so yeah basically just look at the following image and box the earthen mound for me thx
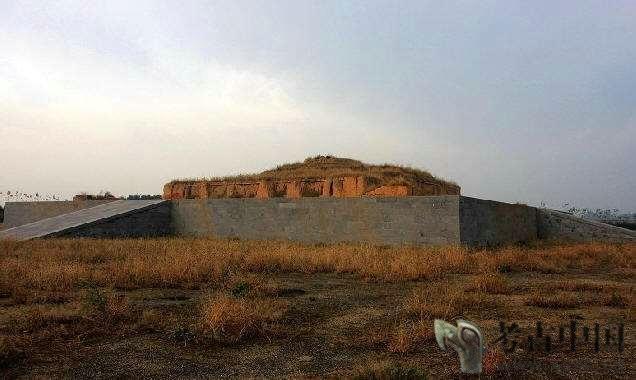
[164,155,460,200]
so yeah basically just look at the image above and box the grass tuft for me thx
[467,273,512,294]
[197,292,287,343]
[603,292,629,308]
[388,320,434,353]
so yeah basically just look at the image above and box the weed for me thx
[603,292,629,308]
[81,287,107,314]
[231,282,251,298]
[197,292,287,343]
[80,287,130,321]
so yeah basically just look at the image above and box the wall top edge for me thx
[170,195,462,203]
[3,200,117,205]
[458,196,535,207]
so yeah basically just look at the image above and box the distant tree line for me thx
[559,204,635,231]
[73,192,162,201]
[1,190,61,202]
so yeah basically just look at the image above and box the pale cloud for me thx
[0,33,304,131]
[0,21,418,198]
[1,1,634,211]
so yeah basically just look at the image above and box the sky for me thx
[1,1,635,211]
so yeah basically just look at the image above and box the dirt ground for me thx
[0,240,634,379]
[3,274,633,378]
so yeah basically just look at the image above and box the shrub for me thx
[81,287,131,321]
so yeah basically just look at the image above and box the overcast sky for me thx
[1,1,634,211]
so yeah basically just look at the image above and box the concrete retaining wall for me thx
[4,197,633,245]
[459,197,538,246]
[55,202,172,239]
[171,196,461,246]
[3,200,116,228]
[537,209,636,243]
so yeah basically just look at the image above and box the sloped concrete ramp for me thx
[0,200,169,241]
[537,209,636,243]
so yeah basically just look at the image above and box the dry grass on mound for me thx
[170,155,457,187]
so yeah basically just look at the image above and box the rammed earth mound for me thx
[163,155,460,199]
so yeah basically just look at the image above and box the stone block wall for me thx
[170,196,541,246]
[171,196,462,246]
[459,197,538,246]
[5,196,632,246]
[3,200,116,228]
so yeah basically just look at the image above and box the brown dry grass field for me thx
[0,239,634,378]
